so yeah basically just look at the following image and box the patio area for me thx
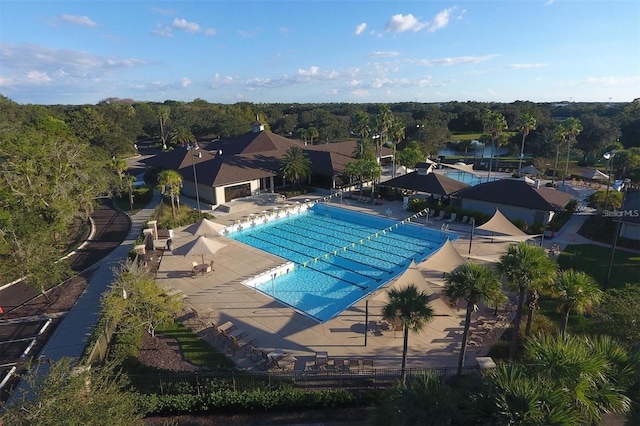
[154,195,513,372]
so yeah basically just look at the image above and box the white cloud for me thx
[58,14,97,27]
[368,51,400,58]
[26,71,51,83]
[238,28,262,38]
[585,75,640,85]
[151,24,173,37]
[509,63,547,69]
[427,8,454,32]
[280,27,289,35]
[173,18,200,33]
[415,54,499,67]
[203,28,217,36]
[181,77,191,87]
[298,66,319,76]
[350,89,369,98]
[355,23,367,35]
[150,7,176,16]
[385,14,426,33]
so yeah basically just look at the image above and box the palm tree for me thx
[297,128,309,145]
[552,270,603,337]
[381,284,434,382]
[458,140,474,163]
[389,115,406,178]
[561,117,583,186]
[481,110,508,182]
[157,105,170,150]
[517,112,537,171]
[374,104,393,164]
[169,126,196,147]
[110,157,128,196]
[444,263,503,375]
[279,146,311,190]
[551,124,567,185]
[157,169,183,218]
[525,334,633,424]
[351,110,371,159]
[496,242,558,358]
[307,127,319,144]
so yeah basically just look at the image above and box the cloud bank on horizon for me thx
[0,1,638,105]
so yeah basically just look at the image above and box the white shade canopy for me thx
[172,235,227,264]
[183,218,226,237]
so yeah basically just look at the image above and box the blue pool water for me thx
[229,204,457,322]
[441,170,498,186]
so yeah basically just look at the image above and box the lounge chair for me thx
[460,215,469,224]
[435,211,445,221]
[446,212,457,223]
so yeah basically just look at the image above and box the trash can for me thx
[166,239,173,251]
[168,229,174,238]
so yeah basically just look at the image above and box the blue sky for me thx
[1,1,638,105]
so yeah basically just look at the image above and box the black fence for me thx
[126,366,482,395]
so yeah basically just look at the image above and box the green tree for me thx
[371,373,457,426]
[517,111,537,171]
[395,143,424,170]
[551,124,567,184]
[350,110,372,159]
[552,270,603,337]
[593,284,640,344]
[157,169,183,218]
[297,127,309,144]
[458,139,474,163]
[157,105,170,150]
[374,104,393,163]
[481,110,508,182]
[389,115,406,178]
[444,263,503,375]
[496,242,558,358]
[307,126,319,144]
[561,117,583,185]
[169,126,196,147]
[525,334,633,424]
[101,260,182,340]
[381,284,434,382]
[0,358,143,426]
[280,146,311,189]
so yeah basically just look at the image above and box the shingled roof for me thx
[379,171,470,196]
[143,130,366,187]
[454,179,573,211]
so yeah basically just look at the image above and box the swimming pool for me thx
[441,170,498,186]
[229,204,457,322]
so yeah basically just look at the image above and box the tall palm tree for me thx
[496,242,558,358]
[444,263,503,375]
[551,124,567,185]
[561,117,583,186]
[110,157,128,196]
[552,270,603,337]
[481,110,508,182]
[158,105,170,150]
[374,104,393,164]
[389,115,406,178]
[517,112,537,171]
[157,169,183,218]
[279,146,311,190]
[351,110,371,159]
[381,284,434,383]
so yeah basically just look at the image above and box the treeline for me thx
[1,95,638,162]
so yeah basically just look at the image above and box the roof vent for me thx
[218,149,223,155]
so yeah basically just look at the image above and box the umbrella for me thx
[518,164,541,175]
[172,235,227,264]
[183,218,226,237]
[582,169,609,181]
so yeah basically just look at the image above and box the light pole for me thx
[604,178,630,290]
[603,150,616,213]
[468,218,475,254]
[187,143,202,218]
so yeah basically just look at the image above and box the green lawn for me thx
[156,320,236,370]
[450,132,483,141]
[557,244,640,290]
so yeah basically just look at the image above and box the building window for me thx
[224,183,251,201]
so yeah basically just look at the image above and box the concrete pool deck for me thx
[157,194,513,372]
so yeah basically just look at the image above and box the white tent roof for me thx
[183,218,226,237]
[476,208,528,236]
[518,164,542,175]
[373,260,434,301]
[419,239,467,273]
[582,169,609,181]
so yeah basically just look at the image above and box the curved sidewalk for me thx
[37,191,162,363]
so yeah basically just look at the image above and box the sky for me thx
[1,1,638,105]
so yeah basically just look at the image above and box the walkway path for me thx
[37,191,162,363]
